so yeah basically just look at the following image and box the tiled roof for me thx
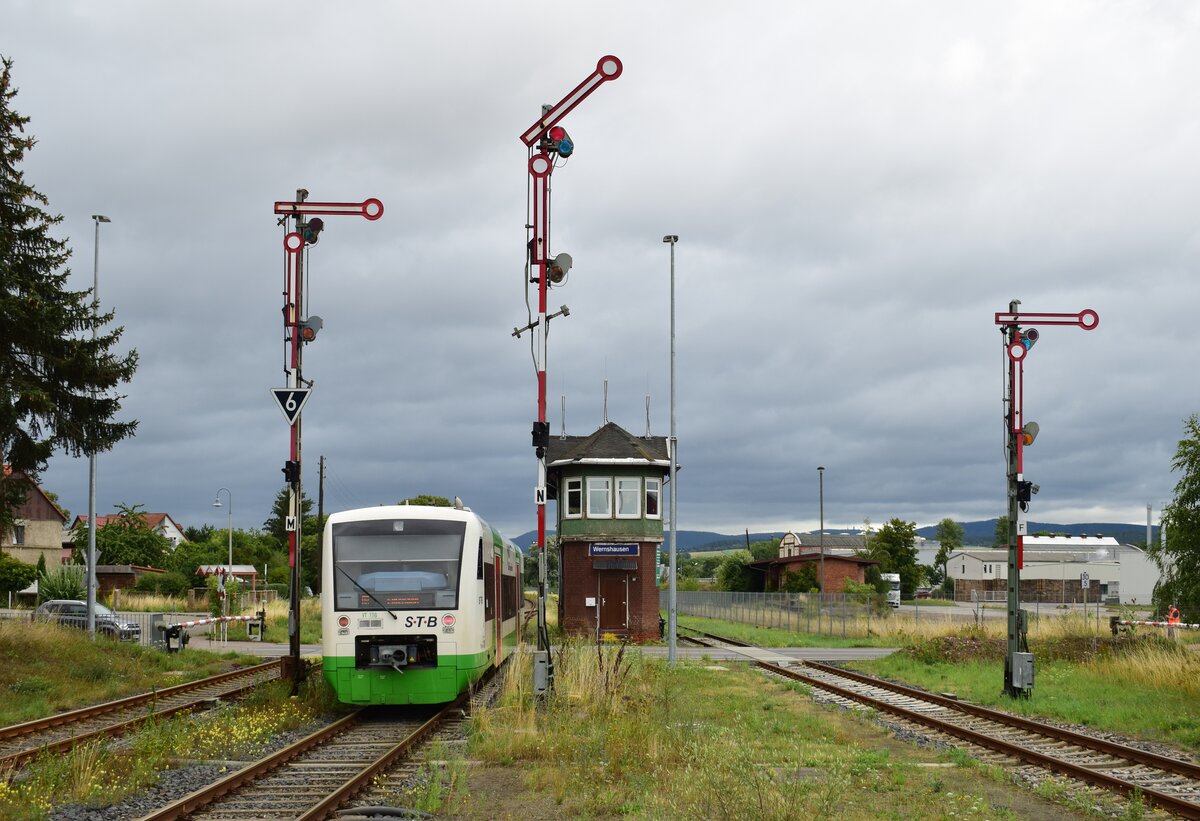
[545,422,670,465]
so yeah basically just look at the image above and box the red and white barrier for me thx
[167,614,261,630]
[1114,619,1200,630]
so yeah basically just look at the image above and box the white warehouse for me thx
[947,535,1159,606]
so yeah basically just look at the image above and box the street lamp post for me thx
[87,214,111,640]
[818,465,825,636]
[213,488,232,566]
[213,488,232,639]
[663,234,679,667]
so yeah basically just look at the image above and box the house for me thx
[1,466,68,570]
[545,421,670,642]
[73,512,187,547]
[946,535,1159,604]
[753,531,878,593]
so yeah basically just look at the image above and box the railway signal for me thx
[272,189,383,690]
[517,55,622,696]
[994,300,1098,698]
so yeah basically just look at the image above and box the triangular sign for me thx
[271,388,311,425]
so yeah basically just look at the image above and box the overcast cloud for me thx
[7,1,1199,541]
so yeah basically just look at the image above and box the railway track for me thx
[137,664,506,820]
[680,627,1200,819]
[0,659,282,770]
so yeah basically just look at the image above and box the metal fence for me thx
[1,607,210,648]
[661,590,891,637]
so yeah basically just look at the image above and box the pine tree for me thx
[1149,414,1200,617]
[0,57,138,535]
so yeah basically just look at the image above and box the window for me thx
[616,478,640,518]
[587,477,611,518]
[564,478,582,518]
[645,478,661,519]
[12,524,25,545]
[331,518,465,611]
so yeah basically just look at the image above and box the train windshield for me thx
[332,518,466,611]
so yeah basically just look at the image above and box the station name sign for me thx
[589,543,639,557]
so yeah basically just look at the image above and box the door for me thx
[598,572,629,634]
[494,558,503,666]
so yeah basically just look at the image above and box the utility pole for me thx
[994,302,1097,697]
[272,193,383,690]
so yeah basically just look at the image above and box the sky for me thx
[7,1,1200,542]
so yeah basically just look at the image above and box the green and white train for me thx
[321,503,524,704]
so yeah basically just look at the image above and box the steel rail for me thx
[141,664,497,820]
[0,659,281,741]
[0,659,282,770]
[803,659,1200,782]
[137,710,368,820]
[767,661,1200,819]
[296,694,469,820]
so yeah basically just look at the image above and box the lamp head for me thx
[662,235,678,243]
[92,215,111,223]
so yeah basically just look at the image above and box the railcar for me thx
[321,503,524,704]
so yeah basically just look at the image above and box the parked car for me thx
[32,599,141,642]
[915,588,932,599]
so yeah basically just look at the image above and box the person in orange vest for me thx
[1167,604,1181,638]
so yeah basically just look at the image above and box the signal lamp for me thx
[1022,421,1039,447]
[547,252,573,284]
[546,126,574,157]
[302,218,324,245]
[1021,328,1039,351]
[299,315,324,342]
[282,460,300,484]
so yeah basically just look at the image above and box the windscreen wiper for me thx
[335,565,398,620]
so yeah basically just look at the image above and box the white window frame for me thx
[644,478,661,520]
[564,478,583,519]
[616,477,641,519]
[586,477,612,518]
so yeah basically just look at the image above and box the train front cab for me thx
[322,508,521,705]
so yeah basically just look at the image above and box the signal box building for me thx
[545,422,670,642]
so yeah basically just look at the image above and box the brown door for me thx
[598,572,628,633]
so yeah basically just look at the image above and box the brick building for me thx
[546,422,670,642]
[753,532,877,592]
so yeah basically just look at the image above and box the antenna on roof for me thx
[603,379,609,425]
[560,395,567,439]
[644,394,652,438]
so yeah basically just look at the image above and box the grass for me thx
[258,596,322,644]
[0,620,262,726]
[851,623,1200,752]
[0,675,338,820]
[462,640,1089,820]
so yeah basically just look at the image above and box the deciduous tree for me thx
[0,58,138,536]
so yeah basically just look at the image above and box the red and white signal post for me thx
[994,302,1098,698]
[272,191,383,687]
[518,57,622,689]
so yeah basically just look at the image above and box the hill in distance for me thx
[514,520,1158,554]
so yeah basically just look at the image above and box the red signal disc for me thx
[338,616,349,627]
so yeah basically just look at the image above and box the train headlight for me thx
[442,614,455,626]
[338,616,349,628]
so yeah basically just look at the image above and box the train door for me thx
[494,554,503,666]
[597,571,629,635]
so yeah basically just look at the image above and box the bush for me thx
[37,564,85,601]
[132,571,191,597]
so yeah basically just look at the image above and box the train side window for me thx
[477,538,484,580]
